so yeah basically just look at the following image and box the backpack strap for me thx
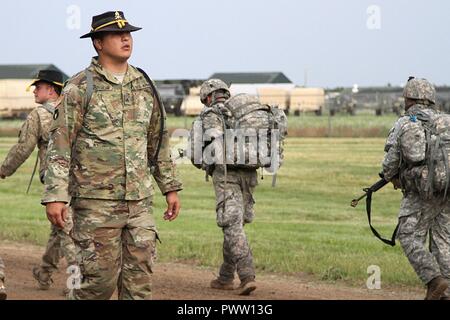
[136,67,165,172]
[84,68,94,113]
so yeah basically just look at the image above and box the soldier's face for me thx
[33,82,54,104]
[96,32,133,61]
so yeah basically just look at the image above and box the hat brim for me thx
[26,79,64,92]
[80,24,142,39]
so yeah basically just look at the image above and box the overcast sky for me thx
[1,0,449,87]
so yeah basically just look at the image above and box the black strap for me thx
[365,189,399,246]
[136,67,165,172]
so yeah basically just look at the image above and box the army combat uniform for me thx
[383,104,450,298]
[200,97,257,290]
[0,100,76,289]
[42,57,182,300]
[0,256,6,299]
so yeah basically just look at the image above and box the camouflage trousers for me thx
[212,167,257,283]
[397,192,450,291]
[69,197,157,300]
[0,256,5,281]
[39,207,77,275]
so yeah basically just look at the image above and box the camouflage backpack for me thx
[223,94,287,171]
[400,110,450,200]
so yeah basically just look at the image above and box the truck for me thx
[289,87,325,116]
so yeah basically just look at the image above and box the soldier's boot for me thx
[32,266,53,290]
[0,279,7,300]
[238,277,257,296]
[425,276,448,300]
[210,278,234,290]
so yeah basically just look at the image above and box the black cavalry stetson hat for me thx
[80,11,142,39]
[27,69,64,91]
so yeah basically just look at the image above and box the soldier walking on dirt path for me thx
[190,79,258,296]
[42,11,182,300]
[0,70,77,295]
[382,77,450,300]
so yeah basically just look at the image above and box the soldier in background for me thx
[42,11,182,300]
[0,256,6,299]
[382,77,450,300]
[192,79,257,295]
[0,70,76,293]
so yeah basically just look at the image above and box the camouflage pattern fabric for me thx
[0,256,5,281]
[0,102,56,181]
[396,193,450,285]
[38,207,76,275]
[42,57,182,204]
[43,57,181,300]
[200,78,229,103]
[212,166,257,283]
[383,103,450,288]
[68,197,157,300]
[382,104,437,183]
[403,78,436,104]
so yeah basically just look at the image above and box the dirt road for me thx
[0,242,423,300]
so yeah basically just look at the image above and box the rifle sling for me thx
[365,188,399,246]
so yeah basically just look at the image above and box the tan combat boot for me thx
[425,276,448,300]
[210,278,234,290]
[238,277,257,296]
[32,266,53,290]
[0,279,7,300]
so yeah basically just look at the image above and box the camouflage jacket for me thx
[42,57,182,203]
[382,104,437,181]
[0,102,56,183]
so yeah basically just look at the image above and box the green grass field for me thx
[0,135,422,288]
[1,113,399,138]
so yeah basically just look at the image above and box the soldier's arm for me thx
[147,93,183,195]
[0,110,40,177]
[41,84,84,204]
[382,121,403,181]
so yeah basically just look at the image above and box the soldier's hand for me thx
[45,202,67,229]
[164,191,181,221]
[391,177,402,190]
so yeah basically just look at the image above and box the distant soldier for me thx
[382,77,450,300]
[190,79,258,295]
[0,256,6,299]
[0,70,77,293]
[42,11,182,300]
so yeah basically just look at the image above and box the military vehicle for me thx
[289,87,325,116]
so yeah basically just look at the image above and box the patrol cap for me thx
[27,69,64,91]
[80,11,141,39]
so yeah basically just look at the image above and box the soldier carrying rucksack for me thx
[189,79,287,296]
[382,77,450,300]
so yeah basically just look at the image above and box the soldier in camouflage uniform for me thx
[42,11,182,300]
[382,77,450,300]
[194,79,257,295]
[0,70,77,293]
[0,256,6,299]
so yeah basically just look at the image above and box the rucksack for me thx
[189,93,287,173]
[400,110,450,200]
[223,94,287,171]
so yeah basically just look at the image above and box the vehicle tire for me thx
[315,107,322,116]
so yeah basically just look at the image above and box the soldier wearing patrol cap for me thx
[0,69,77,295]
[42,11,182,300]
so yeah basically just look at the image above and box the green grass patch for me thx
[0,137,421,288]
